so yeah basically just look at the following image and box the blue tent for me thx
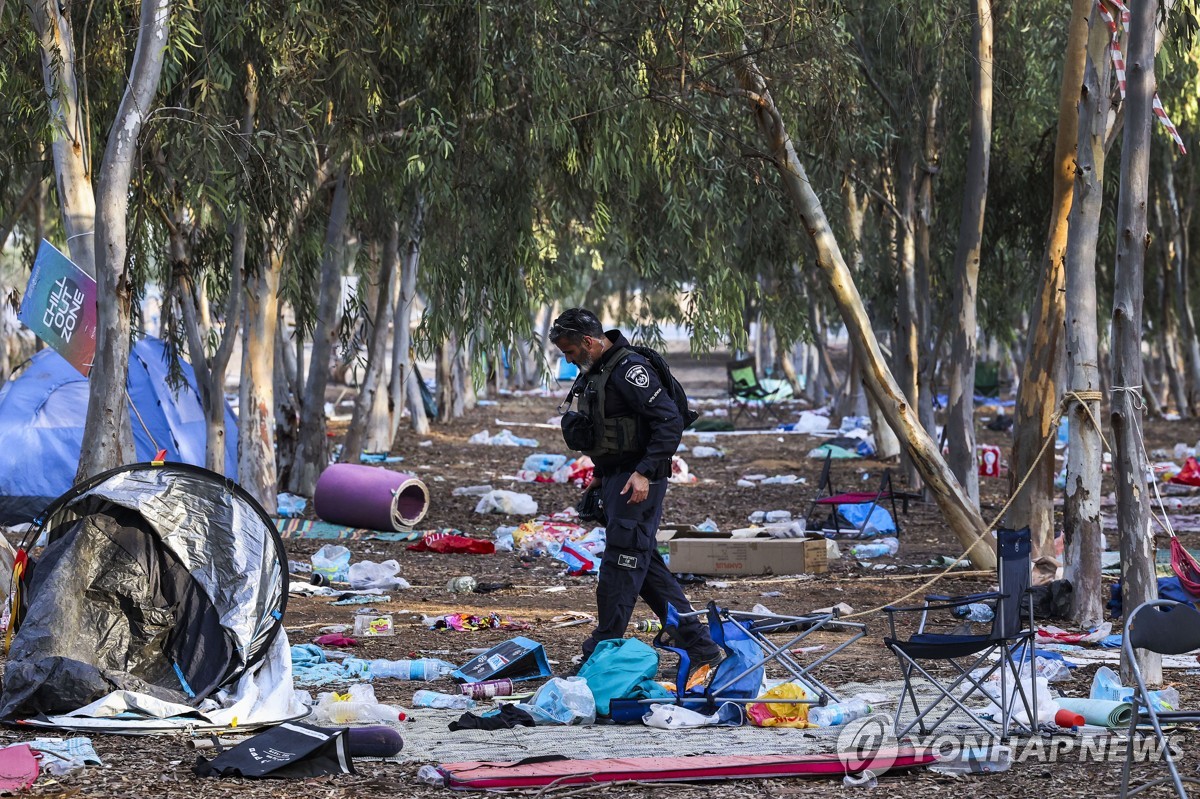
[0,337,237,525]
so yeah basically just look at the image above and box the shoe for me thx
[686,650,727,691]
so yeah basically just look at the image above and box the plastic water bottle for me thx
[635,620,662,633]
[850,537,899,559]
[369,658,457,681]
[325,701,406,724]
[446,576,478,593]
[412,690,476,710]
[808,698,872,727]
[522,453,567,473]
[951,602,995,623]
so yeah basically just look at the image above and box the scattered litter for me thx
[331,594,389,606]
[353,615,395,637]
[348,559,410,590]
[313,633,358,647]
[277,492,307,517]
[691,446,724,459]
[311,544,352,582]
[360,452,403,463]
[427,613,532,632]
[453,485,493,497]
[474,490,538,515]
[736,479,756,488]
[468,429,539,447]
[408,530,495,554]
[419,440,433,447]
[543,586,567,593]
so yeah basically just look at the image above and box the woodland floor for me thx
[9,346,1200,798]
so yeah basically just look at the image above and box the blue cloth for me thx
[1107,576,1200,619]
[1099,634,1123,649]
[578,638,663,716]
[838,503,897,534]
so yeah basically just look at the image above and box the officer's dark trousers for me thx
[581,471,721,662]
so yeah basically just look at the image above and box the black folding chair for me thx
[883,527,1037,739]
[725,358,787,428]
[1119,600,1200,799]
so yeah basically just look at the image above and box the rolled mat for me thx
[314,464,430,530]
[1056,698,1133,728]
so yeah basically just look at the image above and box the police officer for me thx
[550,308,724,673]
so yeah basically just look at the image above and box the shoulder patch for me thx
[625,364,650,388]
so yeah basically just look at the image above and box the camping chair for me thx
[726,358,787,428]
[653,601,868,710]
[974,360,1001,399]
[804,452,916,537]
[1118,600,1200,799]
[883,527,1038,740]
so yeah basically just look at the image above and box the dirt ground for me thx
[9,348,1200,798]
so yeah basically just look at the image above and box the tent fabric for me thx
[435,749,937,790]
[0,337,236,525]
[0,463,295,729]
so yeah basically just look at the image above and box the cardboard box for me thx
[667,535,828,576]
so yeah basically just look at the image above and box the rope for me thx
[126,389,159,452]
[842,388,1108,619]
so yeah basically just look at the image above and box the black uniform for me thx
[576,331,722,663]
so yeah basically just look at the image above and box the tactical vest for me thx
[575,347,644,461]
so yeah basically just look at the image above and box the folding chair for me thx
[1118,600,1200,799]
[653,601,868,711]
[804,451,915,537]
[883,527,1038,739]
[726,358,787,428]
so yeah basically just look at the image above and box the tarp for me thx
[0,337,236,525]
[435,749,937,790]
[0,463,302,731]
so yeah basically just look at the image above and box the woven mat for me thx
[383,679,993,764]
[274,518,420,541]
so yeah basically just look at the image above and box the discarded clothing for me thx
[25,737,103,776]
[312,634,358,647]
[448,705,536,732]
[331,594,389,606]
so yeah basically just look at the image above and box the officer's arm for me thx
[610,361,683,477]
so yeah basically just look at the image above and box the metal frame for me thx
[654,606,868,707]
[1119,599,1200,799]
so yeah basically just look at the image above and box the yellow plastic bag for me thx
[747,682,815,728]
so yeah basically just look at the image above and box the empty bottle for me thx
[369,658,457,681]
[325,701,406,724]
[808,698,872,727]
[412,690,476,710]
[635,620,663,633]
[461,678,515,700]
[447,576,478,593]
[849,537,899,559]
[951,602,995,623]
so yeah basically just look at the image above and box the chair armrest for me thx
[885,591,1003,615]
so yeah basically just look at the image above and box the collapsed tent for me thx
[0,463,303,731]
[0,337,237,525]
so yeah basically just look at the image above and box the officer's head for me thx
[550,308,606,371]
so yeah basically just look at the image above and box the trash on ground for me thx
[474,490,538,515]
[468,429,539,447]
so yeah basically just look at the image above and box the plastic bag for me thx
[311,545,352,582]
[643,701,745,729]
[348,559,411,590]
[474,490,538,515]
[979,674,1057,726]
[517,677,596,726]
[1092,665,1180,711]
[747,682,816,728]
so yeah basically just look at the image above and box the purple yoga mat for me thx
[314,464,430,531]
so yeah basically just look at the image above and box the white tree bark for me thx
[26,0,97,276]
[946,0,993,509]
[390,195,429,438]
[731,50,996,569]
[77,0,171,481]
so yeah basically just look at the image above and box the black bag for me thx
[575,486,605,523]
[560,410,596,451]
[626,345,700,429]
[194,722,355,779]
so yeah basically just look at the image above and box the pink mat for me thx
[437,748,935,790]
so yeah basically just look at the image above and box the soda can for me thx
[461,678,515,700]
[635,619,662,633]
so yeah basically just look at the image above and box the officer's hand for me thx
[620,472,649,504]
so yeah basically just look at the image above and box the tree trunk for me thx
[1111,0,1160,686]
[1161,149,1200,414]
[344,222,400,461]
[26,0,97,276]
[1064,0,1111,628]
[777,329,804,397]
[290,169,351,495]
[390,196,428,438]
[895,144,922,488]
[915,76,941,446]
[946,0,993,510]
[77,0,170,481]
[436,340,453,423]
[240,246,281,513]
[731,49,995,569]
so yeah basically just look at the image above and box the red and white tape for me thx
[1096,0,1187,154]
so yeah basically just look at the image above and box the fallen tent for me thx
[0,462,305,732]
[429,749,936,790]
[0,337,236,525]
